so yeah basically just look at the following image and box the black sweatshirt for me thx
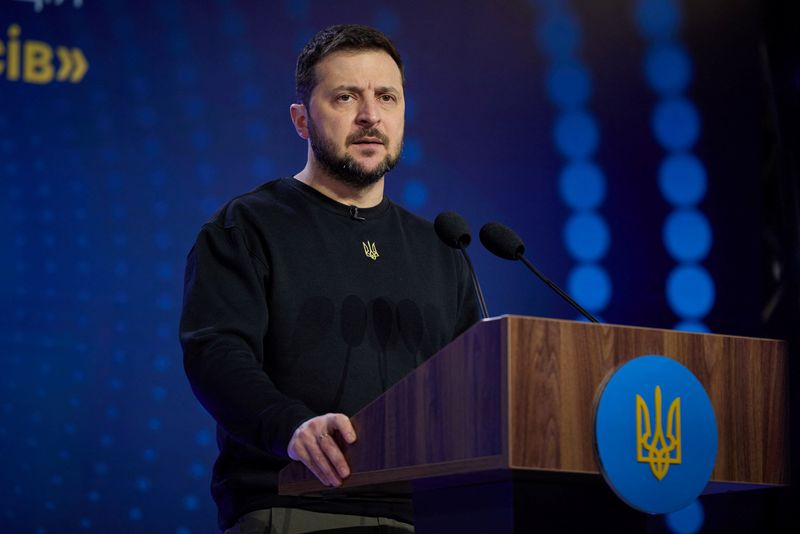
[179,177,480,530]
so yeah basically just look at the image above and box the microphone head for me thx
[434,211,472,249]
[479,222,525,260]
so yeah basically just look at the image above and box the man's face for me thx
[305,49,405,188]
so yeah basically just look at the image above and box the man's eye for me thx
[337,94,354,102]
[379,94,396,102]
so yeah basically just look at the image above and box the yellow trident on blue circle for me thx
[636,386,682,480]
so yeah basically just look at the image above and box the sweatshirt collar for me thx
[284,176,391,220]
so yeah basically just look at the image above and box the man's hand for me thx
[287,413,357,487]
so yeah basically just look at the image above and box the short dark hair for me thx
[295,24,404,107]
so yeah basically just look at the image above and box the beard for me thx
[308,119,402,189]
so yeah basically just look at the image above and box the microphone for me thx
[479,222,599,323]
[434,212,490,319]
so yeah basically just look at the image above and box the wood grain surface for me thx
[280,316,788,495]
[506,316,788,484]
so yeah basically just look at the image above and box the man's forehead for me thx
[314,49,403,89]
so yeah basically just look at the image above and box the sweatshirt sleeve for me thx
[179,222,317,458]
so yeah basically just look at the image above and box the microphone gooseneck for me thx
[434,212,489,319]
[479,222,599,323]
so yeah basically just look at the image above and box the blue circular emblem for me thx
[594,355,717,514]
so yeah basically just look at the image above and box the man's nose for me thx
[355,97,380,127]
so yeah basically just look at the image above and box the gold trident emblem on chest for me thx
[636,386,682,480]
[362,241,379,261]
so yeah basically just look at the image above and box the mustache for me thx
[346,128,389,145]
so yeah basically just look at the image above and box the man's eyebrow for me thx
[330,84,401,94]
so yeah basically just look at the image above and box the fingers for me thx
[318,431,350,480]
[286,413,357,487]
[307,439,343,487]
[329,413,357,444]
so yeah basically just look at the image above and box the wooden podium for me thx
[279,316,788,531]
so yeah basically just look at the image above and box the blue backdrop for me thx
[1,0,768,532]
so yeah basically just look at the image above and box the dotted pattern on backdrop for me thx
[0,0,767,532]
[0,2,423,532]
[635,0,714,335]
[534,0,611,320]
[634,0,709,531]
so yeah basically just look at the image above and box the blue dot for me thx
[183,495,199,511]
[554,111,599,158]
[143,136,161,158]
[128,507,142,521]
[222,10,245,37]
[402,138,423,166]
[559,161,606,210]
[663,210,712,262]
[193,162,214,184]
[153,355,171,372]
[652,98,700,150]
[100,434,114,447]
[405,95,417,122]
[285,0,309,19]
[183,95,206,119]
[547,62,591,109]
[151,386,167,401]
[564,213,610,261]
[155,232,172,249]
[87,491,100,503]
[644,44,691,95]
[240,84,263,109]
[135,107,158,129]
[666,265,715,319]
[537,12,580,59]
[659,153,707,206]
[176,64,197,85]
[251,156,274,179]
[373,6,399,35]
[135,478,151,492]
[402,180,428,210]
[665,499,704,533]
[148,418,162,431]
[157,322,172,339]
[80,518,91,528]
[674,321,710,333]
[191,130,211,150]
[567,264,612,312]
[176,528,191,534]
[195,429,212,446]
[143,448,157,462]
[246,120,268,144]
[129,76,150,98]
[190,463,206,479]
[232,49,254,71]
[199,197,221,217]
[156,293,174,311]
[94,462,108,476]
[635,0,680,40]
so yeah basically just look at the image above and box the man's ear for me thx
[290,103,309,140]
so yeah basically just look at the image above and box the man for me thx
[180,24,479,533]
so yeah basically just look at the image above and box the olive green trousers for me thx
[224,508,415,534]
